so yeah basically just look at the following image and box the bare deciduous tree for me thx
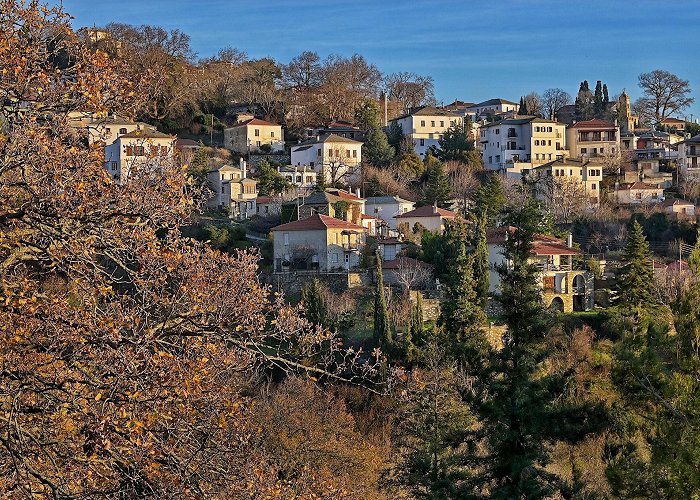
[638,69,694,124]
[541,88,572,120]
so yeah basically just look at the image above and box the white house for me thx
[529,157,603,205]
[395,204,459,234]
[278,165,317,191]
[479,116,568,176]
[364,195,416,231]
[661,198,696,218]
[678,134,700,179]
[206,163,258,219]
[223,118,285,154]
[611,181,665,205]
[104,129,175,182]
[566,119,620,159]
[465,98,519,120]
[291,134,362,185]
[388,106,463,158]
[69,112,156,145]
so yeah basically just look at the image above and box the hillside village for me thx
[4,2,700,497]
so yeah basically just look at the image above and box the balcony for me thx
[507,132,518,138]
[341,242,362,251]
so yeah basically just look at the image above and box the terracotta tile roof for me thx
[395,205,458,218]
[532,242,580,256]
[301,133,363,145]
[486,227,576,257]
[618,182,662,190]
[270,213,366,232]
[256,196,277,204]
[328,189,364,202]
[569,119,617,129]
[228,118,280,128]
[661,198,693,207]
[118,129,173,139]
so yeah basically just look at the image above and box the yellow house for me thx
[224,118,284,154]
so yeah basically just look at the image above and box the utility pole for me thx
[210,114,214,146]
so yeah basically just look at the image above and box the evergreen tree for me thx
[519,96,528,115]
[435,120,474,163]
[603,83,610,109]
[594,80,604,117]
[257,159,291,196]
[473,173,506,227]
[396,343,475,498]
[688,229,700,272]
[314,168,328,191]
[614,220,655,311]
[410,292,424,342]
[473,208,490,309]
[386,120,405,152]
[300,278,327,327]
[373,251,393,350]
[469,201,589,498]
[575,80,594,120]
[421,154,451,208]
[188,146,210,185]
[356,99,394,167]
[438,238,488,358]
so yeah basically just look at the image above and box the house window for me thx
[548,154,552,160]
[495,129,500,134]
[335,149,339,157]
[591,183,597,190]
[495,155,501,163]
[317,148,322,157]
[283,233,289,246]
[547,127,553,132]
[652,192,658,199]
[346,150,350,158]
[221,174,225,180]
[331,253,338,263]
[345,254,350,263]
[581,148,587,154]
[328,148,333,157]
[419,139,425,146]
[535,154,540,160]
[440,121,444,127]
[489,156,492,163]
[119,128,127,135]
[221,186,225,193]
[535,126,540,132]
[125,146,133,156]
[110,161,117,171]
[270,131,275,137]
[306,176,313,183]
[420,120,425,127]
[255,129,260,137]
[256,141,261,147]
[352,150,357,158]
[133,146,145,156]
[431,120,435,127]
[548,140,552,146]
[636,193,642,200]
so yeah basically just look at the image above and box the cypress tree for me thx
[473,208,490,308]
[594,80,604,117]
[519,96,528,115]
[603,83,610,108]
[614,220,655,311]
[473,173,506,227]
[373,251,393,350]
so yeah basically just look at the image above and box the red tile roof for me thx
[256,196,277,204]
[486,227,579,255]
[661,198,693,207]
[270,213,366,232]
[229,118,280,128]
[395,205,458,218]
[327,189,364,202]
[569,119,617,129]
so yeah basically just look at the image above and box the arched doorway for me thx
[549,297,565,312]
[573,275,586,312]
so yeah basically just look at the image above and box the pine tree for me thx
[421,154,451,208]
[300,278,327,327]
[614,220,655,311]
[473,208,490,308]
[373,251,393,350]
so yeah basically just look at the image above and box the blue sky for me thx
[59,0,700,120]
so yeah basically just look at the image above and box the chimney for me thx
[356,187,361,199]
[242,160,247,179]
[567,233,573,248]
[433,201,438,214]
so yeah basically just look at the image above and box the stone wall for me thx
[248,153,291,172]
[265,270,370,297]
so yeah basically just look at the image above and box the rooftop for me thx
[471,98,519,107]
[392,105,461,121]
[569,119,618,129]
[227,118,280,128]
[395,205,458,219]
[270,213,366,232]
[365,195,415,205]
[118,129,173,139]
[618,182,662,190]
